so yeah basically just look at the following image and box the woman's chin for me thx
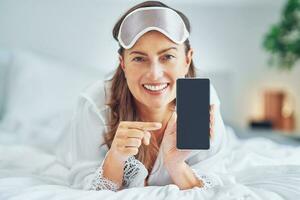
[145,101,169,109]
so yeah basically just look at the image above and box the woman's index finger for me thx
[120,121,162,130]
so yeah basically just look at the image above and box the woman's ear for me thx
[186,48,193,67]
[119,55,125,70]
[184,48,193,76]
[119,55,127,79]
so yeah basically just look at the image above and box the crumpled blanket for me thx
[0,126,299,200]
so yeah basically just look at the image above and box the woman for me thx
[56,1,231,192]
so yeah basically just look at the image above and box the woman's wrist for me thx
[102,150,127,186]
[163,153,185,168]
[164,159,185,176]
[164,161,203,190]
[107,149,129,163]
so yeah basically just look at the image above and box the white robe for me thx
[55,79,300,197]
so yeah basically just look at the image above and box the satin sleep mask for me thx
[117,7,190,49]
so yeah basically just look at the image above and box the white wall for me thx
[0,0,299,130]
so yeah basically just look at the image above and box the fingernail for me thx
[145,138,150,145]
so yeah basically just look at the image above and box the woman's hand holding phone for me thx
[161,104,216,166]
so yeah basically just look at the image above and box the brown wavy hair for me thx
[102,1,196,173]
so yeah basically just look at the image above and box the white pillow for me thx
[3,49,106,125]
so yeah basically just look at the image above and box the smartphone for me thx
[176,78,210,150]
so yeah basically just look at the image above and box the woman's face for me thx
[120,30,193,109]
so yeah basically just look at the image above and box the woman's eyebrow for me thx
[158,47,177,54]
[129,47,177,56]
[130,51,147,56]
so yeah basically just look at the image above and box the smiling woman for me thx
[53,1,300,196]
[55,0,226,192]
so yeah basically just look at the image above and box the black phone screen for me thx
[176,78,210,150]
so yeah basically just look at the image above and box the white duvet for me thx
[0,125,299,200]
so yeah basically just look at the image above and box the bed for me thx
[0,48,300,200]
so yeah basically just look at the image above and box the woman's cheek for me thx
[170,83,176,98]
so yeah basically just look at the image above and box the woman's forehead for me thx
[134,31,175,46]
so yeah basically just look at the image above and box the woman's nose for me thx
[147,62,164,80]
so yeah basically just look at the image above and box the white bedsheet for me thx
[0,124,300,200]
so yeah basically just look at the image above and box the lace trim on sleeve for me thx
[122,156,148,187]
[90,153,121,191]
[91,154,147,191]
[191,169,220,190]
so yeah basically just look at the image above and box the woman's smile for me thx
[142,83,170,95]
[142,83,170,96]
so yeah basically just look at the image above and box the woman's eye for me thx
[132,57,145,62]
[162,54,175,61]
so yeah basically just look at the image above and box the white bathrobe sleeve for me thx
[55,91,120,191]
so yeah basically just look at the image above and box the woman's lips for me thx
[142,83,169,95]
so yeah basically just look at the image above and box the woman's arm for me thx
[102,150,126,187]
[90,150,126,191]
[161,103,219,190]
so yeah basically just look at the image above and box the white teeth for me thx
[143,83,168,91]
